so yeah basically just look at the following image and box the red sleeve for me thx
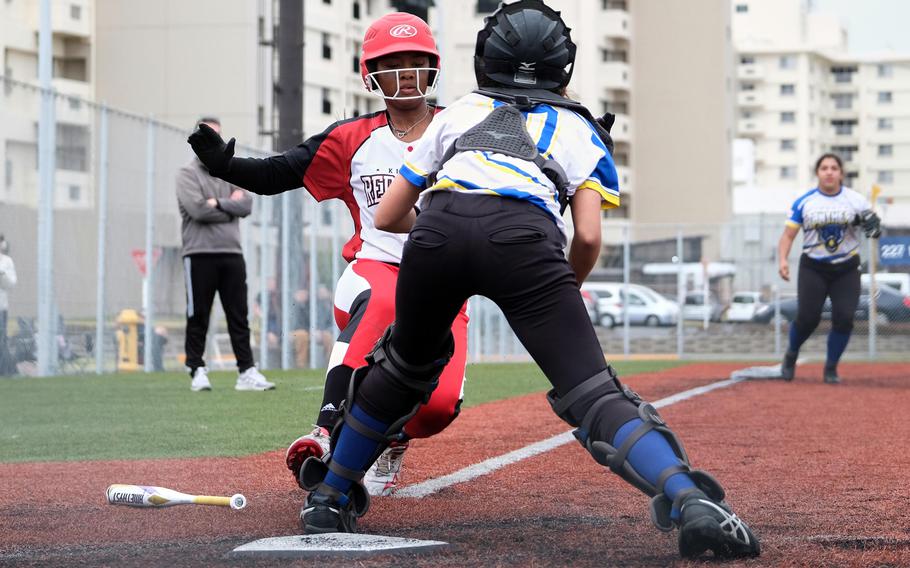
[284,112,386,202]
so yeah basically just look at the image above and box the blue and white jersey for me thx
[400,92,619,235]
[786,186,871,263]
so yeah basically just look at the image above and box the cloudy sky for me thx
[814,0,910,54]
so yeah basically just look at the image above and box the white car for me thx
[726,292,765,322]
[682,291,726,322]
[581,283,679,326]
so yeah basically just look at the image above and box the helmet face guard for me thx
[364,67,440,100]
[360,12,441,100]
[474,0,576,91]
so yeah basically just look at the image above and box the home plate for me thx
[231,533,448,558]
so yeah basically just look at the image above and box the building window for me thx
[780,84,795,96]
[602,0,627,8]
[323,0,331,4]
[832,145,857,162]
[56,123,89,171]
[846,171,859,185]
[779,55,796,70]
[68,184,80,201]
[878,144,893,157]
[70,4,81,19]
[877,64,893,78]
[353,1,361,19]
[4,158,11,189]
[740,82,755,91]
[780,166,796,179]
[322,88,332,115]
[322,33,332,60]
[780,139,796,151]
[832,93,853,109]
[831,66,857,83]
[832,120,855,135]
[878,117,893,131]
[877,171,894,183]
[735,4,748,13]
[878,91,893,104]
[741,110,753,119]
[601,48,627,62]
[740,56,755,65]
[477,0,499,12]
[780,112,795,124]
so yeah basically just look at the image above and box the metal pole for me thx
[36,0,56,376]
[308,198,318,369]
[259,197,270,369]
[868,237,877,358]
[773,284,781,355]
[280,192,291,369]
[622,223,630,356]
[94,106,109,374]
[676,229,684,358]
[143,119,156,372]
[331,201,341,335]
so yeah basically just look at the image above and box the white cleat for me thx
[190,367,212,392]
[364,441,409,496]
[235,366,276,391]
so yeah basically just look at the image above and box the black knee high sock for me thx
[317,364,354,430]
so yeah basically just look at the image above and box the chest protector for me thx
[429,87,614,214]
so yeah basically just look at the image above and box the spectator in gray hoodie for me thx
[177,117,274,392]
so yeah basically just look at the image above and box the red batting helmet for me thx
[360,12,440,98]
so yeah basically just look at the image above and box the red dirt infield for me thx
[1,362,908,567]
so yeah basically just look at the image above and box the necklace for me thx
[390,106,431,139]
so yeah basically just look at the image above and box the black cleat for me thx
[299,492,358,534]
[677,490,761,559]
[780,350,798,381]
[823,363,840,384]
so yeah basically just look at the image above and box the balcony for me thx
[599,62,631,91]
[737,91,762,108]
[737,119,764,138]
[52,0,91,38]
[736,65,764,81]
[600,10,631,41]
[610,113,631,143]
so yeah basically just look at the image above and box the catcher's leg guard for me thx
[301,325,454,528]
[547,366,726,532]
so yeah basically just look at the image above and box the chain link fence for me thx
[2,77,907,377]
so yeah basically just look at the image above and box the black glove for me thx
[187,123,235,175]
[856,209,882,239]
[595,112,616,156]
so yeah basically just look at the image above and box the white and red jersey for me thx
[285,108,442,264]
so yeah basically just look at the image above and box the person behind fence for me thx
[295,1,761,560]
[187,12,468,497]
[777,152,882,384]
[0,234,17,376]
[177,117,274,392]
[291,286,334,369]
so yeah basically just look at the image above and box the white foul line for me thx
[393,376,744,499]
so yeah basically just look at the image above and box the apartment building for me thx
[732,0,910,226]
[1,0,93,210]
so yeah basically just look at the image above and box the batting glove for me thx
[857,209,882,239]
[188,123,235,175]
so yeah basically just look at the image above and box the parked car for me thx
[580,286,623,328]
[581,283,679,326]
[726,292,766,322]
[580,288,601,326]
[752,284,910,323]
[682,291,726,322]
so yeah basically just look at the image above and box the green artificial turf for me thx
[0,360,682,463]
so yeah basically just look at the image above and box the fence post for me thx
[676,228,684,358]
[622,223,630,356]
[867,238,877,358]
[308,197,318,369]
[36,0,56,376]
[259,197,270,369]
[280,193,291,370]
[95,105,109,374]
[143,119,156,372]
[773,284,781,355]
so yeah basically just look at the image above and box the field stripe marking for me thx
[394,376,743,499]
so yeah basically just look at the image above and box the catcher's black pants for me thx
[356,192,639,440]
[794,253,861,336]
[183,253,254,373]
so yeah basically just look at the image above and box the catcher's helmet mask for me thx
[361,12,440,100]
[474,0,577,91]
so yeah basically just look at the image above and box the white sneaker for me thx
[235,367,275,391]
[190,367,212,392]
[364,440,409,496]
